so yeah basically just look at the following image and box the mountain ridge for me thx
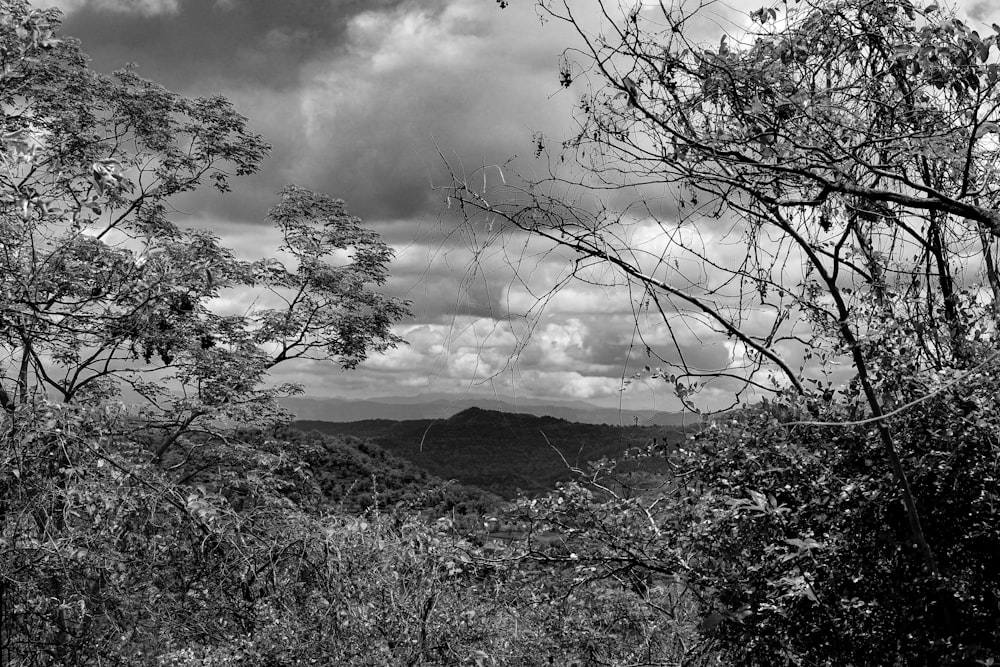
[293,407,687,499]
[282,394,693,426]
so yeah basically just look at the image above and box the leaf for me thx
[892,43,916,58]
[785,537,822,551]
[975,122,999,138]
[699,612,727,632]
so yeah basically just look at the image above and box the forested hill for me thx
[271,426,501,515]
[294,407,685,498]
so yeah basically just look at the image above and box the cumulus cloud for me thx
[289,1,578,221]
[55,0,579,228]
[53,0,448,90]
[964,0,1000,22]
[50,0,180,16]
[51,0,826,412]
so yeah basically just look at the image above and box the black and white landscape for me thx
[5,0,1000,665]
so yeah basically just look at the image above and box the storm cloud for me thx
[45,0,882,412]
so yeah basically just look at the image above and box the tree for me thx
[507,375,1000,665]
[0,1,409,457]
[453,0,1000,661]
[0,3,411,663]
[473,0,1000,395]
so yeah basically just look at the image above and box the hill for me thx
[282,394,694,426]
[252,426,502,518]
[293,407,685,498]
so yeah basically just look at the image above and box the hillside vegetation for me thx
[295,407,685,498]
[162,424,502,517]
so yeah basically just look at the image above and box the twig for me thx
[782,350,1000,428]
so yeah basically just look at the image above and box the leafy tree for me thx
[457,0,1000,662]
[669,372,1000,665]
[0,2,411,663]
[509,368,1000,665]
[0,1,409,456]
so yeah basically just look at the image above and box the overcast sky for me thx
[45,0,1000,414]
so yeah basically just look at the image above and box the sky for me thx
[44,0,1000,414]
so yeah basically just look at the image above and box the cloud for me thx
[54,0,445,90]
[50,0,836,413]
[50,0,180,16]
[964,0,1000,22]
[56,0,578,226]
[262,313,637,403]
[289,1,578,221]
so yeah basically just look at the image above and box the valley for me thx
[293,406,686,499]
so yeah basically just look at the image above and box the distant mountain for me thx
[282,394,694,426]
[293,407,686,499]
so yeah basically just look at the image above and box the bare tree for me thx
[451,0,1000,596]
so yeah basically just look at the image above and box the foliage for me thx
[1,400,312,665]
[499,471,723,666]
[273,425,502,518]
[501,365,1000,665]
[441,0,1000,664]
[670,375,1000,665]
[1,398,690,666]
[0,0,409,453]
[152,510,550,667]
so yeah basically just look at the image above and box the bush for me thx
[666,376,1000,666]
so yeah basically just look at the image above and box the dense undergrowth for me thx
[0,400,712,666]
[6,370,1000,665]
